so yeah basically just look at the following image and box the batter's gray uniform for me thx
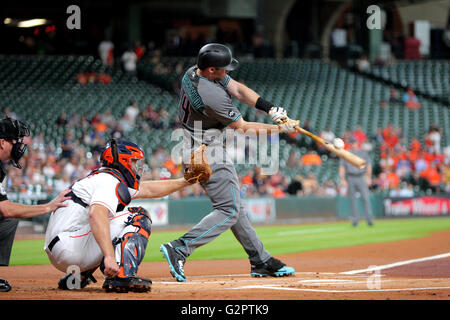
[171,66,271,265]
[340,149,373,226]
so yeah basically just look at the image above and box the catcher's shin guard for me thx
[104,207,152,292]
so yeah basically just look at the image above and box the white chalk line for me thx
[341,252,450,275]
[230,285,450,293]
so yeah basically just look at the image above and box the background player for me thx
[161,43,299,282]
[45,139,204,292]
[0,117,70,292]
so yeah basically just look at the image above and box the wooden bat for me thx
[294,125,366,169]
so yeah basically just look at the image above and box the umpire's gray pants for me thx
[347,175,373,225]
[0,217,19,266]
[174,163,271,265]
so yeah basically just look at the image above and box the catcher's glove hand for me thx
[184,144,212,184]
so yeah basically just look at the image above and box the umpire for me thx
[0,117,69,292]
[339,136,374,227]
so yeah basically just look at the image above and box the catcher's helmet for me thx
[196,43,239,71]
[100,139,145,189]
[0,117,31,169]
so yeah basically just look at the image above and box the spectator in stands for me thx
[352,125,367,145]
[419,162,441,192]
[150,146,170,168]
[403,88,420,109]
[55,112,68,127]
[389,182,414,197]
[385,167,401,189]
[60,131,75,159]
[381,123,400,152]
[286,151,299,168]
[98,38,114,67]
[319,180,338,197]
[121,47,138,76]
[134,41,145,60]
[241,170,254,185]
[301,173,320,196]
[300,150,322,166]
[389,88,400,105]
[424,124,442,154]
[395,150,412,179]
[414,152,429,174]
[356,55,370,73]
[286,175,303,196]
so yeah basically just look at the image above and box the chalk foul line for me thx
[340,252,450,275]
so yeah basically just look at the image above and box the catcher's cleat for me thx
[160,243,186,282]
[0,278,12,292]
[102,276,152,293]
[58,268,98,290]
[250,257,295,278]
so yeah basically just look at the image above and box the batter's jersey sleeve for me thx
[198,78,242,126]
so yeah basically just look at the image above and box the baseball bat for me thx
[293,125,366,169]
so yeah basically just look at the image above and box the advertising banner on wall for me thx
[243,198,276,223]
[384,195,450,217]
[127,200,169,226]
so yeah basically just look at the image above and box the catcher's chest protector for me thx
[88,168,132,212]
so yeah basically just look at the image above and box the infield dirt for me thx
[1,230,449,300]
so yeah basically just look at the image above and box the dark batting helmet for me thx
[196,43,239,71]
[0,117,31,169]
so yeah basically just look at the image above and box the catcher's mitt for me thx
[184,144,212,184]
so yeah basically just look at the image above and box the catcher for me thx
[44,139,210,293]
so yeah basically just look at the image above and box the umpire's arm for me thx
[0,189,71,219]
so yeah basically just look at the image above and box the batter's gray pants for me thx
[173,163,271,265]
[0,218,19,266]
[347,175,373,225]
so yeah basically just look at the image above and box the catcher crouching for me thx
[44,140,210,292]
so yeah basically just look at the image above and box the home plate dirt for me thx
[1,230,450,300]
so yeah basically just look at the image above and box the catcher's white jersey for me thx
[44,171,139,273]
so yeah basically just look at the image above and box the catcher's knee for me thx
[114,207,152,278]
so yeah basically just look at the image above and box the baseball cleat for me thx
[58,269,98,290]
[250,257,295,278]
[160,243,186,282]
[102,276,152,293]
[0,278,12,292]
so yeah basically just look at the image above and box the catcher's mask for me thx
[100,139,145,189]
[0,117,31,169]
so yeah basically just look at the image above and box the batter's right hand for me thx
[103,255,119,278]
[269,106,288,124]
[278,119,300,133]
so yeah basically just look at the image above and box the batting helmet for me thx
[196,43,239,71]
[100,139,145,189]
[0,117,30,169]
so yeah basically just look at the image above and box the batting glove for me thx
[268,106,288,124]
[278,119,300,133]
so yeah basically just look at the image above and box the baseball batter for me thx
[161,43,298,282]
[45,139,200,292]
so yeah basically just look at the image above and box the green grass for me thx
[10,217,450,266]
